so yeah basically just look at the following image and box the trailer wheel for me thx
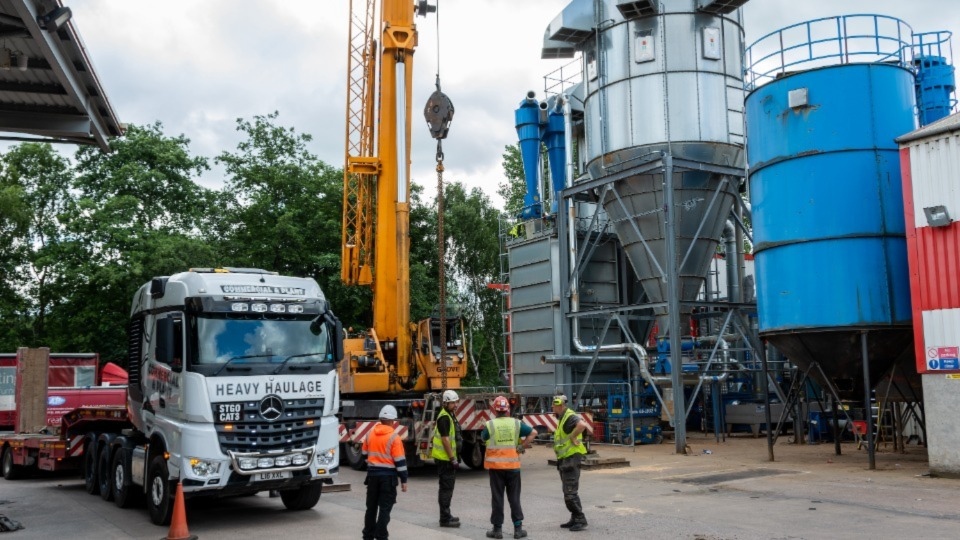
[112,448,142,508]
[279,482,322,511]
[98,444,115,502]
[460,441,485,470]
[147,456,174,526]
[83,437,100,495]
[343,442,366,470]
[2,447,25,480]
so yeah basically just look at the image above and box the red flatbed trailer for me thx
[1,405,130,479]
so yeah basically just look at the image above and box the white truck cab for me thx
[126,267,342,524]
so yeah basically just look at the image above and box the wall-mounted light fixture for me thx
[37,6,72,33]
[16,52,27,71]
[923,205,953,228]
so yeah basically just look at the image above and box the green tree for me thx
[408,183,439,321]
[438,181,505,385]
[497,143,525,216]
[0,152,35,349]
[46,123,216,361]
[215,112,369,327]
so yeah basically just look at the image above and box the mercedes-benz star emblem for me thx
[259,395,284,421]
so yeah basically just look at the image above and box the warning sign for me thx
[927,346,960,371]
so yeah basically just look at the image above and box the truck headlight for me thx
[238,457,258,470]
[189,458,221,477]
[275,455,292,467]
[257,457,275,468]
[315,447,337,466]
[291,453,309,466]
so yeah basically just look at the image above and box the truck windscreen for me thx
[191,314,333,372]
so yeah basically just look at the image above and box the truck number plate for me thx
[254,470,292,482]
[216,403,242,422]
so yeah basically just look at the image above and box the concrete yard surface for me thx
[0,434,957,539]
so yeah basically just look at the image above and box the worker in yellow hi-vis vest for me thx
[551,394,593,532]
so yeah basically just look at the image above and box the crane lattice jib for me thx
[342,0,379,285]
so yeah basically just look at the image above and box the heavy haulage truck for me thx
[1,268,344,526]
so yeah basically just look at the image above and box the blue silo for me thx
[745,15,918,397]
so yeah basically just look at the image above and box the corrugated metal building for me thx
[898,111,960,476]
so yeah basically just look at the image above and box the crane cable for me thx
[423,0,455,392]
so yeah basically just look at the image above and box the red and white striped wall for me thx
[522,413,559,433]
[899,114,960,374]
[338,398,499,444]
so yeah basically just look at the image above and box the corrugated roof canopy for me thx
[897,111,960,145]
[0,0,121,152]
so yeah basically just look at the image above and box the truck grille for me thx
[212,397,324,453]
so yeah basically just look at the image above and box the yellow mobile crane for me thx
[338,0,503,469]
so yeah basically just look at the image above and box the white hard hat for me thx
[379,405,398,420]
[442,390,460,403]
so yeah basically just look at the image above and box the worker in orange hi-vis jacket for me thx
[482,395,537,539]
[361,405,408,540]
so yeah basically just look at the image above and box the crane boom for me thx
[341,0,422,394]
[336,0,508,473]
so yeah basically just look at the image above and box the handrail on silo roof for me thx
[744,14,914,91]
[914,30,953,61]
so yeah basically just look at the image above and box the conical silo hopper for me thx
[601,171,737,314]
[545,0,747,330]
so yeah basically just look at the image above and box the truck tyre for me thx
[98,444,115,501]
[2,447,25,480]
[83,436,100,495]
[112,448,142,508]
[147,455,174,526]
[343,442,366,470]
[279,482,322,511]
[460,441,485,470]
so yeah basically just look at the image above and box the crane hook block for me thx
[415,0,437,17]
[424,89,455,140]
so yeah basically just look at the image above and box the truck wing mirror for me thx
[316,311,344,362]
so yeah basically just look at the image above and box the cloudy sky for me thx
[68,0,960,207]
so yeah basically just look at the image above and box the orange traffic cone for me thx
[163,481,197,540]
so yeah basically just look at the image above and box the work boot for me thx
[560,517,576,528]
[569,520,588,532]
[513,526,528,538]
[486,527,503,539]
[440,516,461,528]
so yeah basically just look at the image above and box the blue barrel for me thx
[747,62,917,396]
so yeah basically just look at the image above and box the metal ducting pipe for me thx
[723,220,741,303]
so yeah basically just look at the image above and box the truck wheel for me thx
[83,437,100,495]
[2,447,25,480]
[98,444,115,501]
[279,482,322,511]
[343,443,366,470]
[147,456,174,526]
[460,441,485,470]
[112,448,142,508]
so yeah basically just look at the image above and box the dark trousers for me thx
[488,469,523,527]
[437,459,457,522]
[558,454,585,521]
[363,475,398,540]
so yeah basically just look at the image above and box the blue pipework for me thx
[542,102,566,214]
[514,92,568,219]
[515,93,544,219]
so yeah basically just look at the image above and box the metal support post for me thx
[832,396,842,456]
[760,338,774,462]
[664,153,686,454]
[861,331,876,470]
